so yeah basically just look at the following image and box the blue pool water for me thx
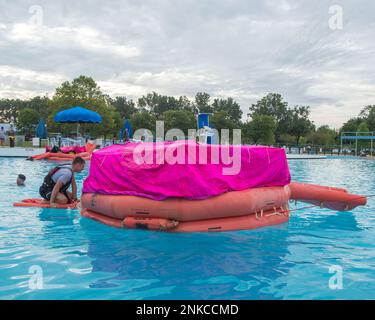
[0,157,374,300]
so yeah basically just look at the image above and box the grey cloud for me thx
[0,0,374,127]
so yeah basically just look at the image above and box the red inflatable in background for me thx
[31,143,96,161]
[14,198,79,209]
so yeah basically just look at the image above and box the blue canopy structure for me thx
[120,119,133,141]
[54,106,102,123]
[36,119,47,139]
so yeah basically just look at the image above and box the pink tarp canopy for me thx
[82,141,291,200]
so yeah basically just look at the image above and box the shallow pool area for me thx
[0,157,374,299]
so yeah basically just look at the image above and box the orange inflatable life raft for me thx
[81,186,290,222]
[80,182,367,233]
[13,198,79,209]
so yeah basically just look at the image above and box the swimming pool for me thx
[0,157,374,299]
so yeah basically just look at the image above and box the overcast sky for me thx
[0,0,374,128]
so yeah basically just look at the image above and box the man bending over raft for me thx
[39,157,85,205]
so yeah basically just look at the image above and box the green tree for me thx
[110,96,137,119]
[357,121,370,149]
[16,108,40,134]
[138,92,181,117]
[177,96,196,113]
[130,111,157,134]
[357,121,369,134]
[279,133,296,145]
[207,112,238,143]
[210,111,237,131]
[0,99,21,122]
[162,110,196,135]
[340,117,363,134]
[212,97,242,123]
[54,76,103,100]
[306,125,337,146]
[48,76,117,138]
[288,106,315,144]
[249,93,290,142]
[242,115,277,145]
[0,96,50,123]
[24,96,51,119]
[360,105,375,131]
[194,92,213,113]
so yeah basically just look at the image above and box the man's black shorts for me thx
[39,185,52,200]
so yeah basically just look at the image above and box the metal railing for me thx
[340,131,375,156]
[276,143,374,157]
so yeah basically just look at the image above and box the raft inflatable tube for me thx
[81,207,290,233]
[80,182,367,233]
[48,155,91,162]
[81,186,291,222]
[32,152,91,161]
[289,182,367,211]
[13,198,79,209]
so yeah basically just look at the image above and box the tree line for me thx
[0,75,374,146]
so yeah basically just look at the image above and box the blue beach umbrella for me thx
[120,119,133,141]
[36,119,47,139]
[54,106,102,123]
[54,106,102,136]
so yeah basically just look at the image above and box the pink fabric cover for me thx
[82,141,291,200]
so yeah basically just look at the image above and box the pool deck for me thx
[0,147,45,157]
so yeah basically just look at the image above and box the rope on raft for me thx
[254,193,375,222]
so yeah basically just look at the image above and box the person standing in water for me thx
[8,125,15,147]
[0,127,5,146]
[39,157,85,205]
[17,174,26,186]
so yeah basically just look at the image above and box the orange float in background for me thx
[14,198,79,209]
[31,143,96,162]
